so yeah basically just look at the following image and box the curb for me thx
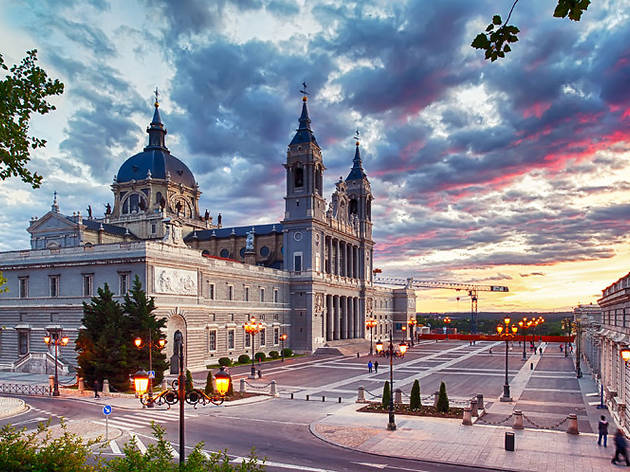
[0,397,29,420]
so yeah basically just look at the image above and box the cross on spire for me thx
[299,81,309,96]
[154,87,159,107]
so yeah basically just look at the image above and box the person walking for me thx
[93,379,100,399]
[368,360,373,373]
[598,415,609,447]
[612,428,630,465]
[374,361,379,373]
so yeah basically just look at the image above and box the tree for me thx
[382,381,391,409]
[436,381,450,413]
[124,276,168,384]
[205,370,214,395]
[185,369,194,393]
[0,49,64,188]
[472,0,591,61]
[75,284,133,391]
[410,379,421,410]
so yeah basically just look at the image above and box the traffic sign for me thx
[103,405,112,416]
[148,370,155,379]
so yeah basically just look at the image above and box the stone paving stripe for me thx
[585,392,599,397]
[588,401,601,405]
[130,432,147,454]
[109,439,121,455]
[524,387,581,393]
[92,420,134,432]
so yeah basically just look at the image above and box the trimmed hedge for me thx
[269,351,279,359]
[218,357,232,367]
[254,352,266,362]
[281,348,293,358]
[238,354,251,364]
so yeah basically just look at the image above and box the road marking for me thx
[166,442,179,459]
[109,439,121,455]
[130,432,147,454]
[586,392,599,397]
[212,414,308,426]
[10,416,47,426]
[92,420,134,431]
[231,455,339,472]
[588,401,602,405]
[353,462,387,469]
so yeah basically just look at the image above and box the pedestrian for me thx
[489,348,492,355]
[598,415,609,447]
[374,361,379,373]
[612,428,630,465]
[560,344,563,352]
[539,347,543,355]
[93,379,100,399]
[368,360,373,373]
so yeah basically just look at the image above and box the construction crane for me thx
[374,275,509,334]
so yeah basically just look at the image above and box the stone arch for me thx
[166,310,187,373]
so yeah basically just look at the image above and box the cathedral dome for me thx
[116,100,196,188]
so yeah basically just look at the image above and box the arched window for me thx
[122,194,146,214]
[294,166,304,188]
[156,192,163,207]
[349,198,358,217]
[315,167,322,195]
[367,199,372,221]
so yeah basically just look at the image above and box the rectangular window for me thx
[18,331,29,356]
[83,274,93,297]
[228,330,235,350]
[209,284,215,300]
[260,288,265,302]
[209,330,217,351]
[49,276,59,297]
[274,289,279,303]
[228,285,233,300]
[119,273,129,295]
[151,223,157,234]
[18,277,28,298]
[260,328,266,346]
[274,327,279,345]
[244,286,249,301]
[245,330,251,348]
[294,253,302,273]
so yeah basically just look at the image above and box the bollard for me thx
[433,392,439,408]
[270,380,278,397]
[567,414,579,435]
[357,386,366,403]
[322,396,326,402]
[530,362,533,370]
[78,377,85,393]
[470,399,478,417]
[513,410,523,429]
[257,369,262,378]
[306,394,310,401]
[338,397,342,403]
[102,379,110,394]
[476,393,484,411]
[290,392,294,400]
[394,388,402,404]
[505,431,515,451]
[462,406,472,425]
[161,379,167,390]
[357,352,360,358]
[240,378,246,393]
[48,375,55,393]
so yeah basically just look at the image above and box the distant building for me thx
[0,94,415,373]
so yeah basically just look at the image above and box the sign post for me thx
[103,405,112,441]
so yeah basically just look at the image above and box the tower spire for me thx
[346,130,367,181]
[145,88,168,151]
[290,82,317,145]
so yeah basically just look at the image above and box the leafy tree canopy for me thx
[472,0,591,61]
[0,49,64,187]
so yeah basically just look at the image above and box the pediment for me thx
[28,212,78,235]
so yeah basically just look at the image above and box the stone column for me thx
[513,410,523,429]
[348,244,353,279]
[326,295,333,341]
[334,296,340,340]
[341,296,347,339]
[348,297,354,338]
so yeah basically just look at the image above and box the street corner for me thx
[311,422,384,450]
[0,396,29,419]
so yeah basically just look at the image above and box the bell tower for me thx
[346,135,373,242]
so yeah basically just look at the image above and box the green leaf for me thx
[503,44,511,53]
[471,33,490,49]
[492,15,502,25]
[486,24,494,32]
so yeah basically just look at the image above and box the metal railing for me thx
[0,383,50,396]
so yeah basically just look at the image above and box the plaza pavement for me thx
[0,340,621,470]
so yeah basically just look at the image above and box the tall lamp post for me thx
[497,317,518,402]
[366,318,377,356]
[134,334,166,408]
[443,316,451,340]
[574,319,582,378]
[44,329,69,397]
[401,325,407,343]
[518,318,532,361]
[243,316,263,378]
[561,317,571,358]
[407,318,417,347]
[280,333,288,362]
[375,332,407,431]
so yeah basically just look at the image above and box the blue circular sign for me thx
[103,405,112,416]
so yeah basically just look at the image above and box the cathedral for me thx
[0,93,416,373]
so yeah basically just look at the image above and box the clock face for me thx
[293,231,303,241]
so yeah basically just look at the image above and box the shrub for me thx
[269,351,279,359]
[185,369,194,393]
[218,357,232,367]
[410,379,421,410]
[382,381,391,409]
[254,352,266,362]
[227,373,234,396]
[238,354,251,364]
[281,348,293,358]
[436,381,449,413]
[205,370,214,395]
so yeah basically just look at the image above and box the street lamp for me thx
[443,316,451,340]
[366,318,378,355]
[401,325,407,342]
[384,331,407,431]
[280,333,288,362]
[133,335,166,408]
[375,339,384,355]
[43,329,69,396]
[407,319,417,346]
[133,369,149,397]
[496,317,518,402]
[518,317,531,361]
[243,316,263,378]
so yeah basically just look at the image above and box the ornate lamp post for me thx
[401,325,407,342]
[561,317,571,358]
[243,316,263,378]
[366,318,377,355]
[43,329,69,396]
[518,317,530,361]
[377,332,407,431]
[280,333,288,362]
[134,335,166,408]
[497,317,518,402]
[407,319,417,346]
[443,316,451,340]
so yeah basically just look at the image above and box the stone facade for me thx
[0,95,415,373]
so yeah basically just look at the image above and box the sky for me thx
[1,0,630,313]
